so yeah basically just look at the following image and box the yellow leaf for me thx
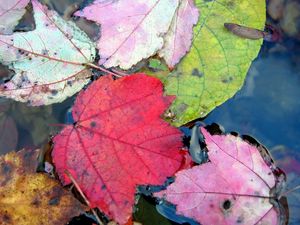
[0,149,86,225]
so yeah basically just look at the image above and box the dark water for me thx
[0,0,299,225]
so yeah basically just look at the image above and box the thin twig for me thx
[64,170,104,225]
[84,62,125,78]
[111,68,128,76]
[280,185,300,198]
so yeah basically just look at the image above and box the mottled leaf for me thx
[75,0,179,69]
[52,74,184,224]
[158,0,199,68]
[150,0,265,126]
[0,0,95,105]
[0,0,30,34]
[155,127,287,225]
[0,149,86,225]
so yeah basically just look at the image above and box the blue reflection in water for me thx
[204,53,300,151]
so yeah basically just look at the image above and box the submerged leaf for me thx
[0,114,18,154]
[0,149,86,225]
[155,127,288,225]
[0,0,95,105]
[0,0,30,34]
[151,0,266,126]
[75,0,180,69]
[52,74,184,224]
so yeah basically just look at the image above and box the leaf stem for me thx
[280,185,300,198]
[64,170,104,225]
[84,62,127,78]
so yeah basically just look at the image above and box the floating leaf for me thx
[52,74,184,224]
[0,0,30,34]
[151,0,266,126]
[75,0,180,69]
[0,149,86,225]
[0,0,95,105]
[155,127,288,225]
[158,0,199,68]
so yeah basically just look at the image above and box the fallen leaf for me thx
[148,0,266,126]
[75,0,179,69]
[0,149,86,225]
[0,0,96,105]
[11,103,58,146]
[155,127,288,225]
[52,74,184,224]
[0,0,30,34]
[158,0,199,68]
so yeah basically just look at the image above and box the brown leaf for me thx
[0,149,87,225]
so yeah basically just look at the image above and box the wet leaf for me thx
[52,74,184,224]
[158,0,199,68]
[155,127,288,225]
[0,149,86,225]
[0,0,96,105]
[75,0,179,69]
[11,103,58,146]
[151,0,266,126]
[0,0,30,35]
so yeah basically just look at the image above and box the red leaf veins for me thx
[52,74,184,224]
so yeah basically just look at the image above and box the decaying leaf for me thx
[158,0,199,68]
[148,0,266,126]
[155,127,288,225]
[0,0,30,35]
[11,103,58,146]
[0,0,96,105]
[52,74,184,224]
[0,149,86,225]
[75,0,179,69]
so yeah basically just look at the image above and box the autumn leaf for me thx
[158,0,199,68]
[75,0,198,69]
[74,0,179,69]
[0,0,96,105]
[52,74,184,224]
[0,0,30,35]
[148,0,266,126]
[0,149,86,225]
[155,127,288,225]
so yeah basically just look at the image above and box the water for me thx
[1,0,299,224]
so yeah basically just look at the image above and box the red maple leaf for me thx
[155,127,288,225]
[52,74,184,224]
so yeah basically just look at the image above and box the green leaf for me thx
[154,0,265,126]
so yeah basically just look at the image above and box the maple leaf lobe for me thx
[53,73,184,224]
[0,0,30,34]
[155,127,287,225]
[75,0,180,69]
[0,0,96,105]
